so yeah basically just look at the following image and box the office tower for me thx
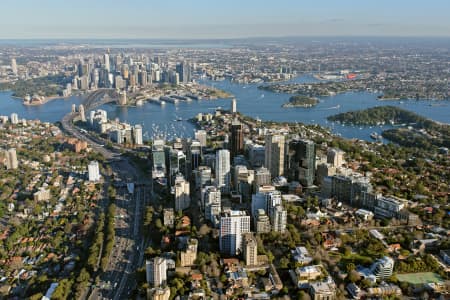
[80,75,89,90]
[254,167,271,190]
[71,104,76,113]
[330,174,373,207]
[271,205,287,233]
[327,148,345,167]
[78,104,86,122]
[4,148,18,170]
[133,125,143,145]
[248,143,265,168]
[174,175,190,211]
[231,98,237,113]
[287,139,316,187]
[180,238,198,267]
[104,53,110,72]
[242,233,258,266]
[11,58,17,75]
[370,256,394,280]
[189,140,202,172]
[139,70,148,86]
[194,130,207,147]
[169,150,186,185]
[202,186,221,226]
[255,209,271,233]
[115,75,125,89]
[88,161,100,182]
[119,91,127,106]
[230,120,244,160]
[146,257,167,287]
[264,134,285,178]
[194,166,212,189]
[215,149,230,193]
[10,113,19,125]
[176,61,191,83]
[219,210,250,256]
[121,64,129,79]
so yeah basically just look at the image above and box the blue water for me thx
[0,75,449,142]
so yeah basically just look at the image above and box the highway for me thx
[60,90,151,300]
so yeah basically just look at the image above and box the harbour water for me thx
[0,75,449,141]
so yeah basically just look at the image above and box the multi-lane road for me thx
[61,92,151,299]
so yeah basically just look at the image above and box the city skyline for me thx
[2,0,450,39]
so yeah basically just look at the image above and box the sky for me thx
[2,0,450,39]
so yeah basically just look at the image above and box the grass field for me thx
[397,272,444,285]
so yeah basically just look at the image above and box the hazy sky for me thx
[2,0,450,38]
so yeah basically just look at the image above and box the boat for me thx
[370,132,381,140]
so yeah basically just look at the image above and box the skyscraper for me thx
[287,139,316,187]
[11,58,17,75]
[264,134,285,178]
[327,148,345,168]
[152,139,166,178]
[78,104,86,122]
[202,185,221,226]
[215,149,231,193]
[133,125,143,145]
[231,98,237,113]
[189,140,202,172]
[242,233,258,266]
[219,210,250,256]
[10,113,19,125]
[176,61,191,83]
[4,148,18,170]
[104,53,110,72]
[194,130,207,147]
[88,161,100,182]
[254,167,271,190]
[230,120,244,160]
[174,175,190,211]
[146,257,167,287]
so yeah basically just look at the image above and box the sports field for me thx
[396,272,444,284]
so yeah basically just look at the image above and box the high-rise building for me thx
[327,148,345,167]
[133,125,143,145]
[78,104,86,122]
[176,62,191,83]
[140,70,148,87]
[148,287,171,300]
[194,166,212,189]
[271,205,287,233]
[254,167,271,190]
[152,139,166,178]
[215,149,230,193]
[10,113,19,125]
[88,161,100,182]
[242,233,258,266]
[11,58,17,75]
[180,238,198,267]
[119,91,127,106]
[265,134,285,178]
[169,149,186,185]
[4,148,18,170]
[146,257,167,287]
[202,186,221,226]
[287,139,316,187]
[255,209,271,233]
[231,98,237,113]
[248,143,265,168]
[104,53,110,72]
[230,120,244,160]
[189,140,202,172]
[369,256,394,280]
[174,175,190,211]
[194,130,207,147]
[219,210,250,256]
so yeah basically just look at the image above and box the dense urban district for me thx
[0,39,449,300]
